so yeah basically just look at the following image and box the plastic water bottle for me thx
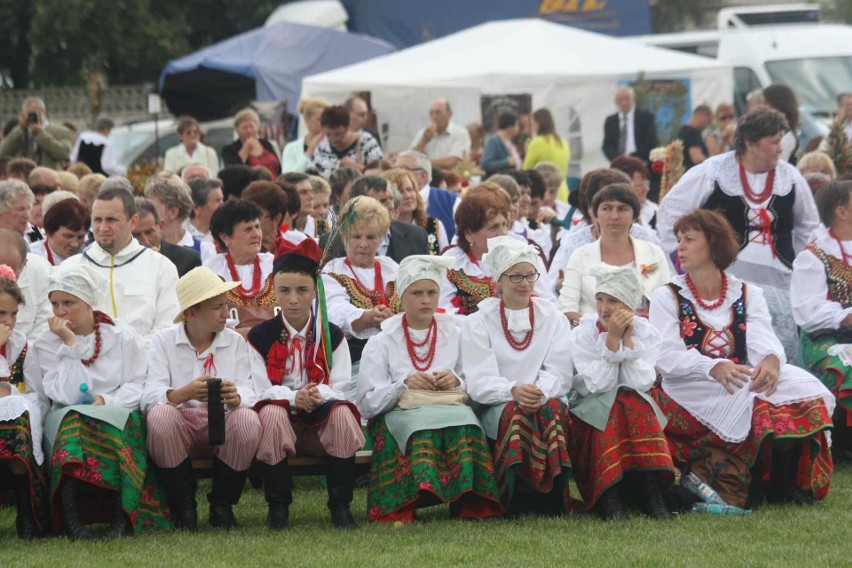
[77,383,94,405]
[691,503,752,515]
[681,472,727,505]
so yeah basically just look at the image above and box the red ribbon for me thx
[197,352,217,376]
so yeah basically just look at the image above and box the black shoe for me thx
[598,485,627,521]
[326,456,358,529]
[59,478,96,541]
[13,473,37,540]
[103,493,132,541]
[207,458,248,529]
[641,472,671,519]
[157,461,198,531]
[767,445,814,506]
[259,461,292,530]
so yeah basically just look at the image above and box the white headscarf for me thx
[482,235,539,280]
[590,263,642,310]
[396,255,455,298]
[47,264,108,307]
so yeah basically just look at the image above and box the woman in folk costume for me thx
[792,179,852,459]
[657,108,820,360]
[357,255,503,524]
[569,264,674,520]
[440,183,552,320]
[649,209,835,505]
[0,266,50,538]
[461,236,574,516]
[250,238,364,530]
[143,267,262,531]
[321,196,399,366]
[32,264,170,540]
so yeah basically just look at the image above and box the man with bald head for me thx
[0,97,74,169]
[410,99,471,169]
[602,86,658,164]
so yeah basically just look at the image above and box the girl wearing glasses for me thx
[461,236,574,516]
[569,264,674,520]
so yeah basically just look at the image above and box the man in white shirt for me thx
[602,86,658,164]
[410,99,471,170]
[0,229,52,340]
[69,117,125,175]
[63,178,180,345]
[186,177,224,245]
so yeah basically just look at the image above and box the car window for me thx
[205,127,237,158]
[109,131,154,165]
[133,133,180,167]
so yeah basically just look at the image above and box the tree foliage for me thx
[0,0,281,88]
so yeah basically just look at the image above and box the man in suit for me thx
[319,176,428,264]
[602,87,658,164]
[394,150,458,240]
[133,197,201,277]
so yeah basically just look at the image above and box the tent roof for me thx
[304,19,728,90]
[159,21,393,116]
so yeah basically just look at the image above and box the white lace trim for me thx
[706,151,796,198]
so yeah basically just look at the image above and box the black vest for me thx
[703,182,797,269]
[77,141,106,175]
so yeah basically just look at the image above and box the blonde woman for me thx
[221,108,280,176]
[282,98,327,173]
[383,168,448,255]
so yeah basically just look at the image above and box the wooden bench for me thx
[190,451,373,478]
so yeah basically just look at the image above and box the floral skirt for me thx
[492,399,572,509]
[49,410,172,535]
[366,416,502,522]
[651,385,833,500]
[0,413,49,534]
[569,390,675,510]
[802,333,852,423]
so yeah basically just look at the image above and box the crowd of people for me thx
[0,86,849,541]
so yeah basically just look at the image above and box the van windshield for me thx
[766,56,852,115]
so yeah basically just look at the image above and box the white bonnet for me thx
[590,263,642,310]
[481,236,539,280]
[47,264,108,307]
[396,255,455,298]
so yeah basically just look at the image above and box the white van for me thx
[630,4,852,118]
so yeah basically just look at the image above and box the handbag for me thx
[688,447,752,509]
[398,389,468,410]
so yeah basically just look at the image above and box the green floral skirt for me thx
[49,410,172,535]
[0,413,50,534]
[367,416,502,522]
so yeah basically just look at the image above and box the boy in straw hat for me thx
[568,263,673,520]
[143,267,262,531]
[249,237,364,530]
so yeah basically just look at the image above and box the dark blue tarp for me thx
[159,21,394,120]
[341,0,652,48]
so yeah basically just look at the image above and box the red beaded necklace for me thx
[344,258,388,306]
[738,160,775,205]
[685,272,728,311]
[81,312,110,367]
[499,300,535,351]
[226,254,262,299]
[829,229,852,266]
[402,314,437,371]
[466,250,481,268]
[44,240,56,266]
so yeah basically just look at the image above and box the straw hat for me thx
[174,267,242,323]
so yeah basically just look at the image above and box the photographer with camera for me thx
[0,97,74,170]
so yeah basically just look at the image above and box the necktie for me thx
[617,114,627,156]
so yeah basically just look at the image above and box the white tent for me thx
[302,19,734,173]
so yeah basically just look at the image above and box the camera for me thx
[27,112,39,125]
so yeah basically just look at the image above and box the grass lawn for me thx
[2,465,850,567]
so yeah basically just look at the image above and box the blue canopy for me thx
[159,21,394,120]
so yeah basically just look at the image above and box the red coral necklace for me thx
[402,314,437,371]
[226,254,262,299]
[685,272,728,311]
[500,300,535,351]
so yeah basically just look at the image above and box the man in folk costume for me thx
[249,238,364,530]
[143,267,262,531]
[657,108,819,360]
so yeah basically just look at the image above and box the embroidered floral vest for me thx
[667,282,749,364]
[807,243,852,308]
[447,269,495,316]
[227,275,277,308]
[327,274,401,313]
[703,183,796,269]
[1,344,27,393]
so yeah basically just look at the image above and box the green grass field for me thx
[3,466,850,568]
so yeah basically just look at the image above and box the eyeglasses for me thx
[504,272,540,283]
